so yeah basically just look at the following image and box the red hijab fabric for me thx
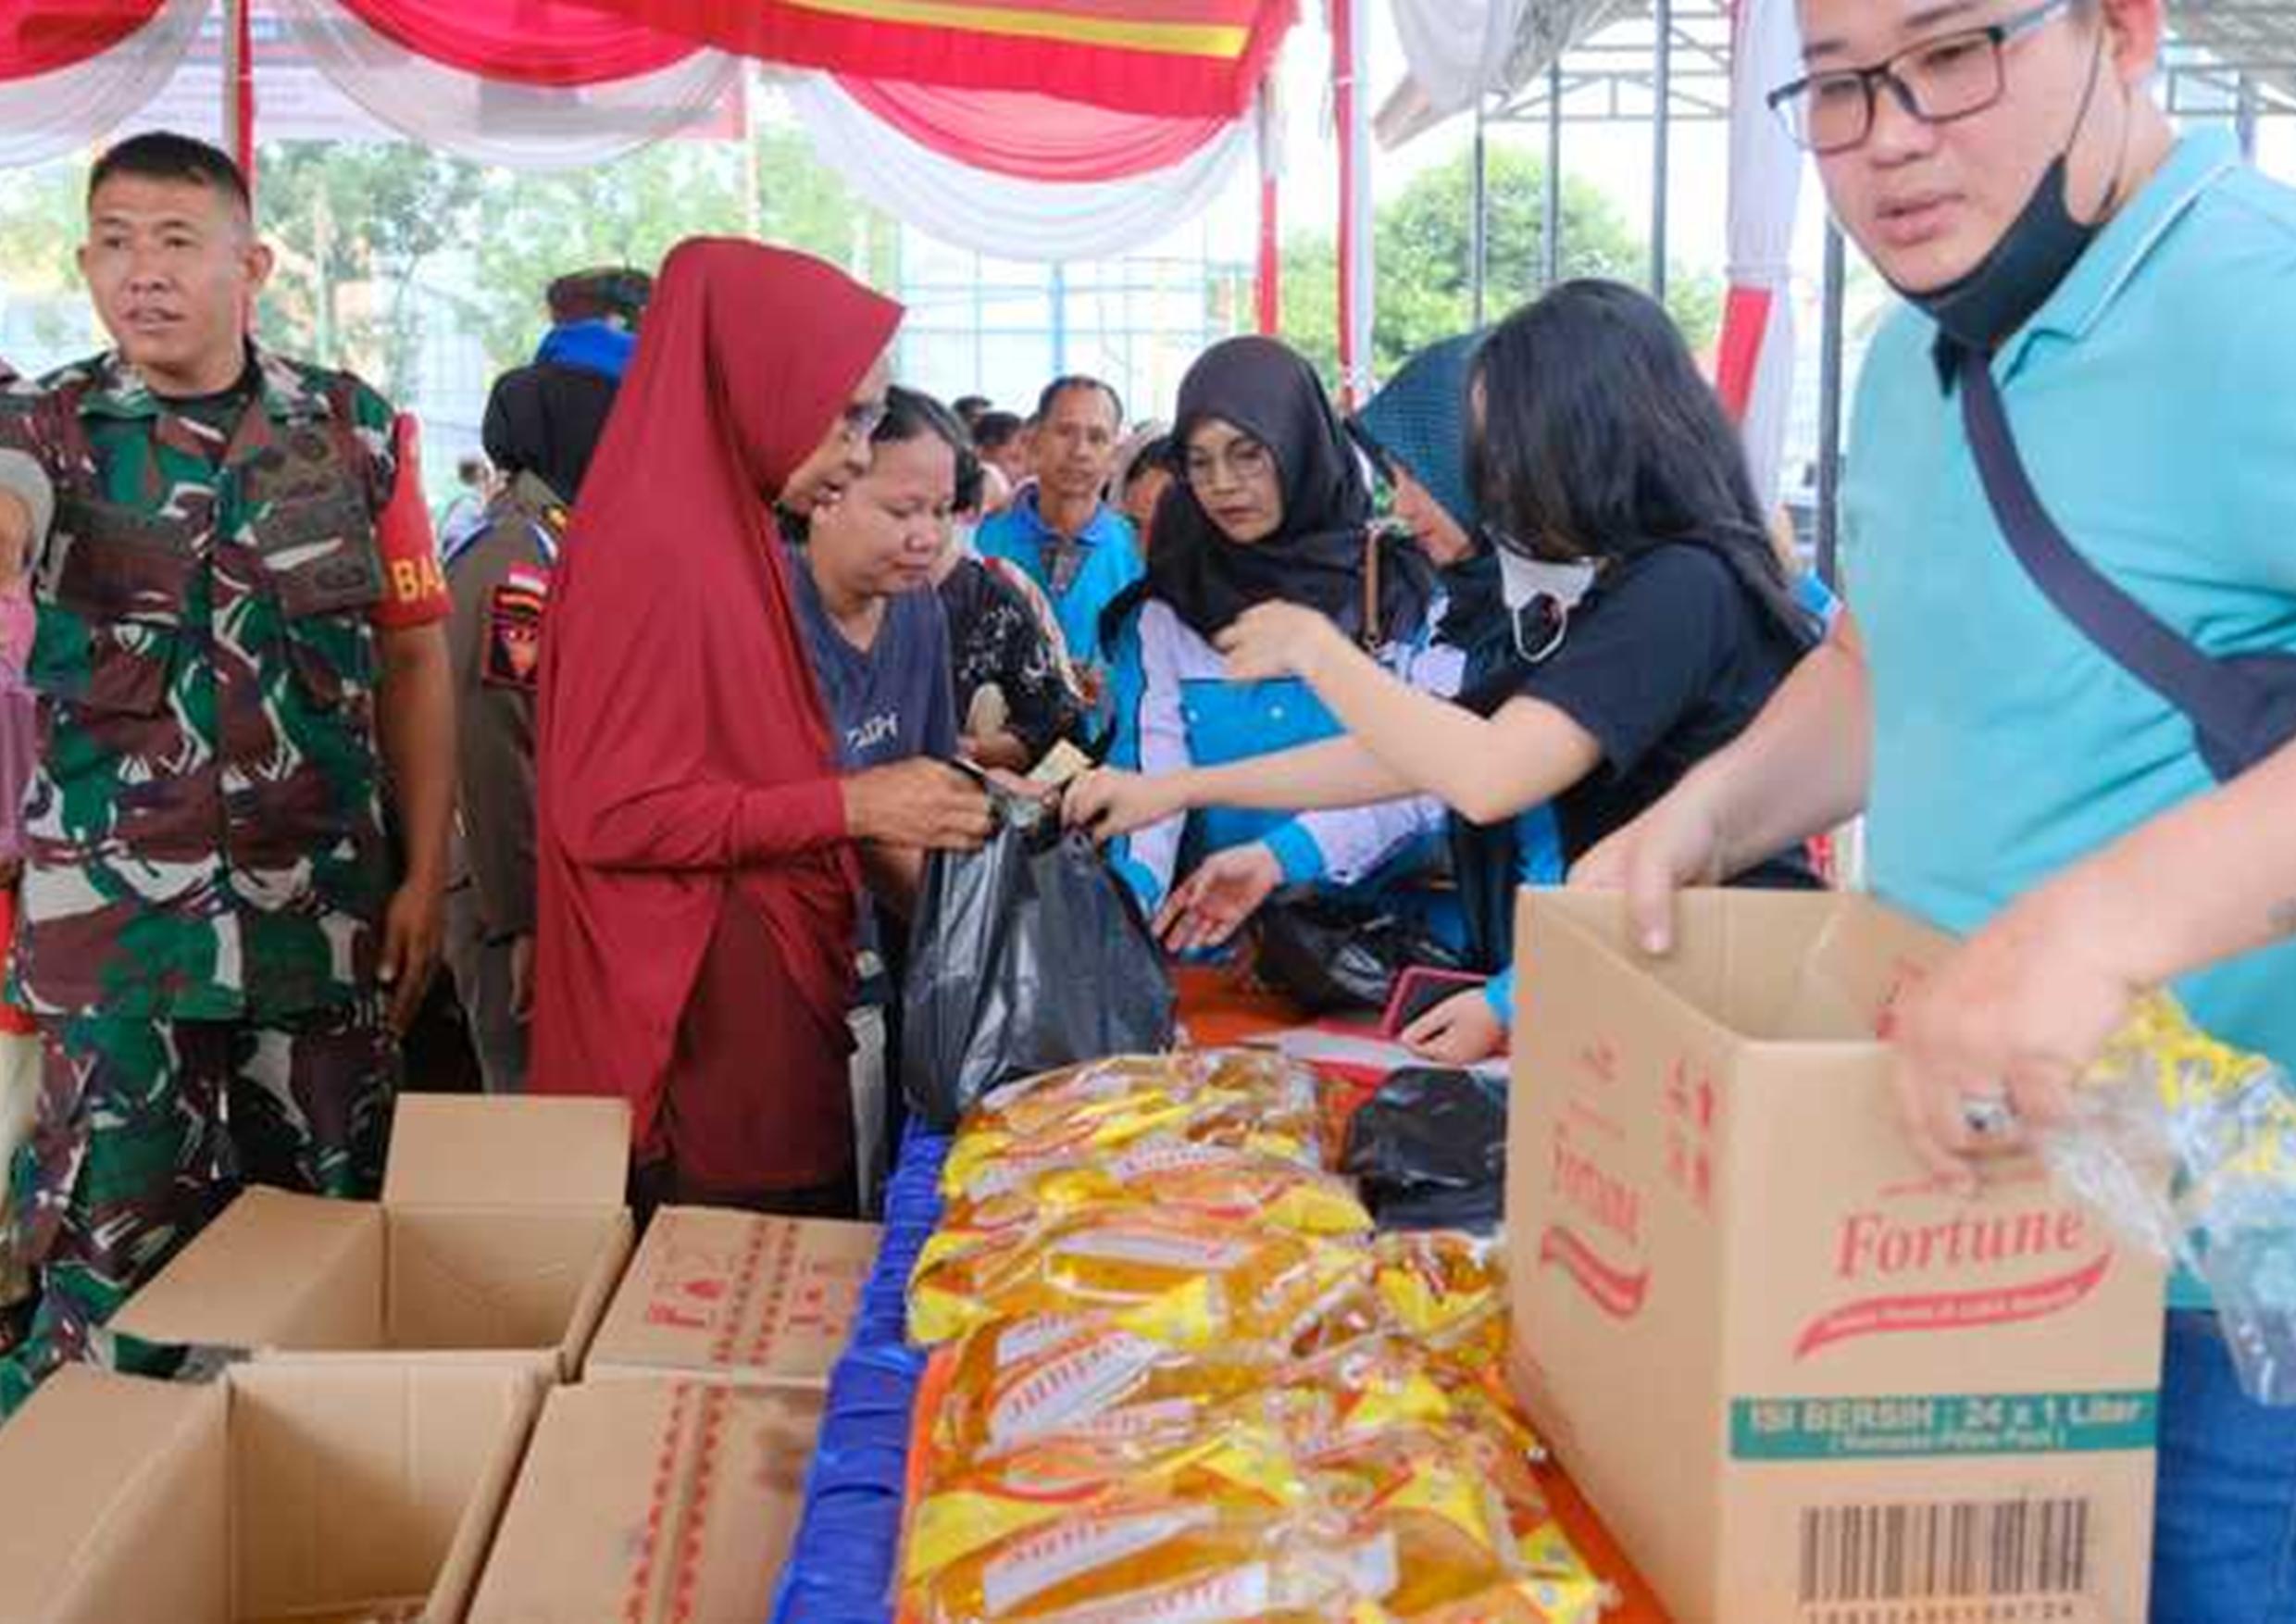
[529,238,903,1143]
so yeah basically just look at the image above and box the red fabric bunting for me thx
[335,0,696,88]
[1714,283,1775,420]
[832,76,1227,182]
[0,0,166,83]
[561,0,1295,118]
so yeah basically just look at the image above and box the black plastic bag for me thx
[901,788,1176,1131]
[1251,891,1467,1015]
[1341,1066,1508,1231]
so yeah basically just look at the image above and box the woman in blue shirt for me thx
[1106,336,1456,936]
[1350,331,1566,1062]
[1072,283,1822,1056]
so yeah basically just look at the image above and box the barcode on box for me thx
[1799,1498,2090,1607]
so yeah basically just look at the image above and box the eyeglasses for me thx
[1179,438,1274,491]
[1766,0,2074,156]
[841,397,889,443]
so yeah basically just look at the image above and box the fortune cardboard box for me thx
[1507,890,2165,1624]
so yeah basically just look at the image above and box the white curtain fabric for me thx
[784,73,1257,263]
[272,0,738,170]
[1383,0,1529,121]
[1724,0,1807,510]
[1336,0,1373,404]
[0,0,212,169]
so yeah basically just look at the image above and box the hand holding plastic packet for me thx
[902,786,1176,1132]
[2041,993,2296,1403]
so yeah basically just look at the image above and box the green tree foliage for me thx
[0,161,97,359]
[463,128,890,370]
[256,142,485,400]
[250,128,891,386]
[1279,144,1725,387]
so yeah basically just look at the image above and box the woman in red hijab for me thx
[531,239,991,1216]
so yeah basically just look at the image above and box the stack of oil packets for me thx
[2043,993,2296,1404]
[895,1051,1614,1624]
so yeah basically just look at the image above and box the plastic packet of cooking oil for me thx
[1401,1576,1615,1624]
[905,1420,1316,1590]
[972,1049,1319,1125]
[944,1054,1327,1193]
[2041,992,2296,1404]
[908,1207,1373,1349]
[1318,1422,1553,1555]
[928,1317,1296,1461]
[1301,1428,1525,1613]
[1370,1230,1508,1364]
[944,1141,1373,1240]
[1284,1330,1546,1467]
[905,1499,1383,1624]
[1293,1334,1465,1442]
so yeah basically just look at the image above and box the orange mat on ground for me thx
[1171,967,1675,1624]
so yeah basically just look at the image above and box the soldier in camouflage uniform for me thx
[0,133,455,1411]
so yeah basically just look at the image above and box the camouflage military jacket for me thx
[0,347,399,1020]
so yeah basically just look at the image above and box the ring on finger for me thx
[1960,1093,2020,1141]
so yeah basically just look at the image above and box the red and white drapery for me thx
[2,1,1283,299]
[784,75,1267,267]
[1714,0,1805,510]
[0,0,211,168]
[268,0,738,169]
[560,0,1291,121]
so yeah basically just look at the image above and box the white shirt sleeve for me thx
[1277,626,1460,884]
[1127,600,1196,899]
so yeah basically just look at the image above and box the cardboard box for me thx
[1508,891,2165,1624]
[585,1207,879,1389]
[0,1358,541,1624]
[113,1095,636,1380]
[468,1378,824,1624]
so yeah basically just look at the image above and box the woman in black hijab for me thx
[479,364,617,512]
[1102,336,1454,949]
[1147,336,1431,648]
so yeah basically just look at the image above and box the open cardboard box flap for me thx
[108,1188,381,1358]
[110,1096,636,1375]
[382,1095,630,1212]
[0,1360,540,1624]
[1525,887,1943,1048]
[0,1368,226,1624]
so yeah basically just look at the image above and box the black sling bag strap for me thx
[1956,345,2296,782]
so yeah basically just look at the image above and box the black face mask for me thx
[1902,153,2101,353]
[1901,26,2121,356]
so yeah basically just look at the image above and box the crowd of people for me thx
[0,1,2290,1615]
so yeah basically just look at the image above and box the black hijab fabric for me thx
[480,361,619,504]
[1147,336,1432,646]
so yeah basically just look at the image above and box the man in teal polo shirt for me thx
[1578,3,2296,1617]
[973,375,1142,724]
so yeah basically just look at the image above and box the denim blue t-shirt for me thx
[787,547,958,771]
